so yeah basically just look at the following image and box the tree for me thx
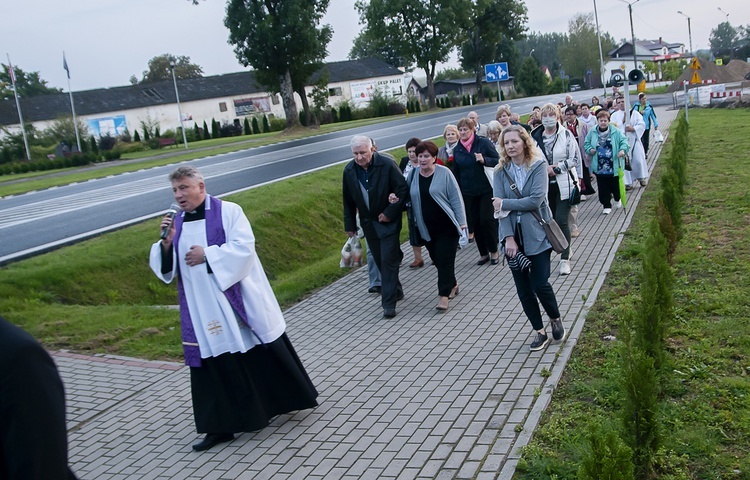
[459,0,527,103]
[309,69,331,127]
[348,29,409,68]
[709,22,739,57]
[558,13,615,89]
[225,0,332,130]
[1,64,62,100]
[355,0,467,109]
[516,56,547,97]
[140,54,203,83]
[434,67,472,82]
[516,32,566,76]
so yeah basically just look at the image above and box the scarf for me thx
[460,132,475,152]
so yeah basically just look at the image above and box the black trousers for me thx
[510,248,561,331]
[424,231,459,297]
[463,192,498,257]
[367,231,404,310]
[548,182,572,260]
[581,163,596,195]
[642,129,651,156]
[595,174,620,208]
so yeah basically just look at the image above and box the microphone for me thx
[160,203,181,239]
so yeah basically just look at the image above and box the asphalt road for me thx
[0,88,643,264]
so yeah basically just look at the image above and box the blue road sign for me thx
[484,62,509,82]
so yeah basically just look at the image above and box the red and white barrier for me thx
[681,79,717,86]
[710,91,742,98]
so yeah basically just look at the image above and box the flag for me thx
[63,52,70,79]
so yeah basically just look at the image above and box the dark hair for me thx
[405,137,421,150]
[564,106,576,115]
[532,105,541,111]
[580,103,589,109]
[414,140,439,158]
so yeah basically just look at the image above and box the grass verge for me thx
[514,108,750,478]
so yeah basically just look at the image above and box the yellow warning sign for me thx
[637,79,647,93]
[690,71,702,85]
[690,57,702,70]
[715,58,723,66]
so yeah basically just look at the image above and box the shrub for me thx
[89,135,99,155]
[299,111,308,127]
[155,126,160,138]
[387,100,406,116]
[193,123,201,140]
[269,117,286,132]
[331,107,339,123]
[143,129,150,141]
[251,117,260,134]
[578,421,635,480]
[203,121,211,140]
[133,130,141,142]
[98,135,117,151]
[243,118,251,135]
[211,119,220,138]
[262,115,270,133]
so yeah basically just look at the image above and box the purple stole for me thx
[172,195,255,367]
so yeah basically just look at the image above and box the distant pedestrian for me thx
[632,92,659,156]
[468,111,488,137]
[437,124,460,168]
[610,96,649,188]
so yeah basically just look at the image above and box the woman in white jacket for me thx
[530,103,581,275]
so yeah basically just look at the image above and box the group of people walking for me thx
[141,94,656,455]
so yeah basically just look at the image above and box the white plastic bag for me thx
[653,130,664,143]
[340,236,362,268]
[340,237,353,268]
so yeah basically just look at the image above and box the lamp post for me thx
[619,0,641,72]
[717,7,729,21]
[169,61,189,150]
[593,0,607,96]
[677,11,693,57]
[528,48,535,58]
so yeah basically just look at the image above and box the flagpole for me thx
[6,54,31,161]
[63,51,82,153]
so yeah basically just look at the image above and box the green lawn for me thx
[514,108,750,478]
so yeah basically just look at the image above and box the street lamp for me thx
[169,61,189,150]
[677,11,693,56]
[528,48,535,58]
[619,0,641,72]
[717,7,729,21]
[593,0,607,96]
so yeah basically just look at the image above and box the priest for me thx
[149,166,318,452]
[610,96,649,189]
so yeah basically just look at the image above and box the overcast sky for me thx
[1,0,746,92]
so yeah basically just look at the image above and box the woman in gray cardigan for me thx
[392,141,467,311]
[492,126,565,351]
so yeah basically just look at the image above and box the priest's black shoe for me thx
[192,433,234,451]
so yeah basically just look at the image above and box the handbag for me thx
[568,170,581,206]
[502,169,569,254]
[623,152,632,171]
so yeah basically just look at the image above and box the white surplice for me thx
[610,109,648,183]
[149,200,286,360]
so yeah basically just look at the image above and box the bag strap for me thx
[502,167,547,227]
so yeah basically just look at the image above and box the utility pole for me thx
[677,11,693,56]
[593,0,607,96]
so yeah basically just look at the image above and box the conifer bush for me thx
[262,115,270,133]
[577,422,635,480]
[251,117,260,134]
[243,118,251,135]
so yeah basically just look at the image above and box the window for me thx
[219,102,227,112]
[328,87,342,97]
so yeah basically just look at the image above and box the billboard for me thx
[234,97,271,116]
[350,77,404,107]
[86,115,127,138]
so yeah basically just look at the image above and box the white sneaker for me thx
[571,228,580,238]
[639,178,648,186]
[603,208,612,215]
[614,200,622,209]
[559,259,571,275]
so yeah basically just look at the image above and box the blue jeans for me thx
[366,245,381,288]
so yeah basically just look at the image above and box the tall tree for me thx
[709,22,739,57]
[140,54,204,83]
[355,0,467,109]
[516,56,547,97]
[516,32,567,76]
[1,65,62,100]
[558,13,615,89]
[348,29,409,68]
[225,0,332,130]
[458,0,527,103]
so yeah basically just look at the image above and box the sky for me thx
[1,0,746,92]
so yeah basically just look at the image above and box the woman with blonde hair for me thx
[492,125,565,351]
[437,124,459,167]
[495,105,512,131]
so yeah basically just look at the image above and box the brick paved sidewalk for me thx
[58,107,677,480]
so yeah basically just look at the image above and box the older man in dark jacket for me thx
[343,135,408,318]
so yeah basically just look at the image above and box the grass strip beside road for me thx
[0,145,410,361]
[515,108,750,479]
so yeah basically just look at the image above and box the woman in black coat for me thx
[451,117,501,265]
